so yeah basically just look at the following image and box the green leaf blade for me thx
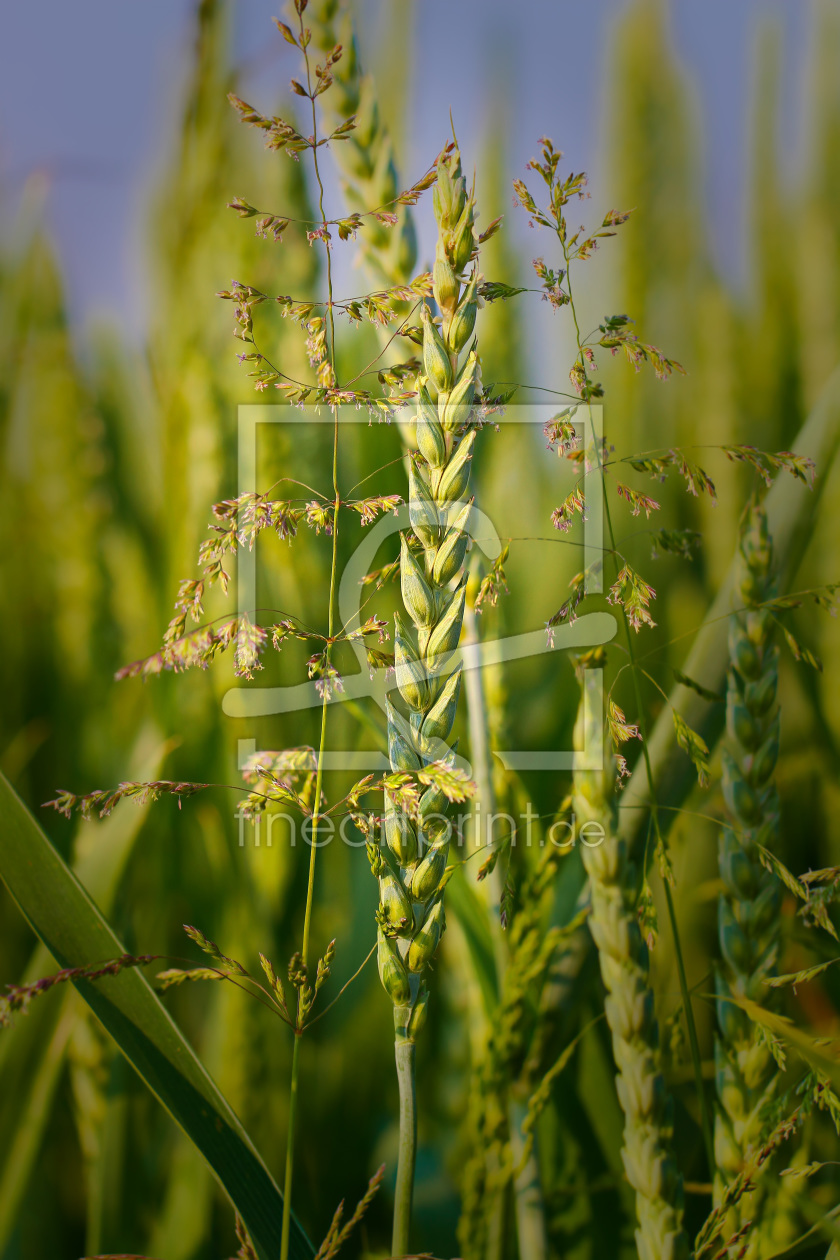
[0,771,314,1260]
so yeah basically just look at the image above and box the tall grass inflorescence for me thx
[371,143,481,1255]
[715,502,782,1252]
[573,673,690,1260]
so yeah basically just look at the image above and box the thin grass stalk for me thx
[280,14,342,1258]
[462,595,506,982]
[369,142,482,1254]
[281,538,339,1259]
[281,1034,303,1260]
[462,597,510,1260]
[714,503,781,1257]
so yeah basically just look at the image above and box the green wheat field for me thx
[2,3,840,1259]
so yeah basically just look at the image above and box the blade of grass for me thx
[0,770,315,1260]
[0,728,169,1250]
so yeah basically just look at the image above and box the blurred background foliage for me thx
[1,0,839,1257]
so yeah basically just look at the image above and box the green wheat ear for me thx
[574,673,690,1260]
[368,141,481,1255]
[309,0,417,288]
[714,501,783,1255]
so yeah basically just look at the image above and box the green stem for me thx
[462,601,507,1260]
[463,599,501,1252]
[279,26,342,1260]
[279,490,337,1260]
[281,1032,302,1260]
[463,596,506,978]
[392,1035,417,1257]
[279,426,339,1260]
[664,878,714,1170]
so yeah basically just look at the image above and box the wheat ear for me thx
[714,502,782,1254]
[368,143,480,1255]
[309,0,417,288]
[574,674,690,1260]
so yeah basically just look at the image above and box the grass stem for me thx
[392,1037,417,1256]
[280,1033,302,1260]
[280,22,342,1259]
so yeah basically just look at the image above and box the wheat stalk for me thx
[714,502,782,1255]
[367,142,481,1255]
[573,673,690,1260]
[308,11,549,1246]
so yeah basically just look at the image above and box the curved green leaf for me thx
[0,771,314,1260]
[0,730,168,1250]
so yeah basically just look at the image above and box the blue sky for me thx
[0,0,813,337]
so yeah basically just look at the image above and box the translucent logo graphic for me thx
[226,403,613,777]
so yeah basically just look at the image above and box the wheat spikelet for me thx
[573,675,689,1260]
[714,502,782,1255]
[309,0,416,288]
